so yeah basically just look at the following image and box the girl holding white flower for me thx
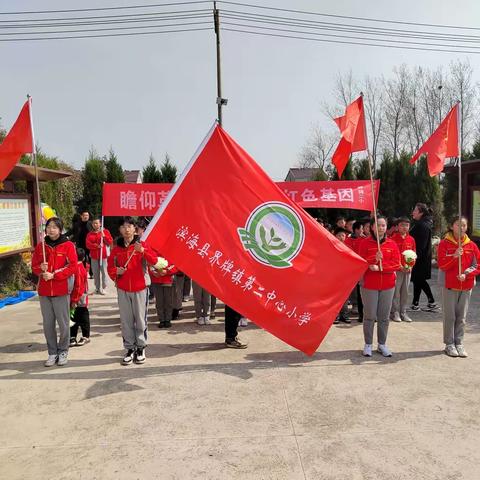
[358,216,401,357]
[390,217,417,323]
[438,216,480,358]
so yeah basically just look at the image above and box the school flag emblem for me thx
[143,124,367,355]
[238,201,304,268]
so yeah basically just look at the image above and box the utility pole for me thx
[213,1,227,126]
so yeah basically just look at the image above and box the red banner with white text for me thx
[102,180,379,216]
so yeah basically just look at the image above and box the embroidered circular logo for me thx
[237,202,304,268]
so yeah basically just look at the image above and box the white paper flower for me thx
[402,249,417,263]
[153,257,168,270]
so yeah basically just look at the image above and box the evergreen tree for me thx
[79,148,106,216]
[105,148,125,183]
[142,154,162,183]
[159,153,177,183]
[354,158,370,180]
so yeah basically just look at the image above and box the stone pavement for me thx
[1,275,479,480]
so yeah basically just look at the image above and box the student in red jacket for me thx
[390,217,416,323]
[69,248,90,347]
[438,216,480,358]
[358,216,401,358]
[107,217,157,366]
[31,217,78,367]
[86,217,113,295]
[149,253,178,329]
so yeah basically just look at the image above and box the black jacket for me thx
[410,216,433,281]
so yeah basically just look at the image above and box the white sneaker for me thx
[401,314,413,323]
[44,354,57,367]
[377,344,393,357]
[363,344,372,357]
[445,344,459,357]
[197,317,205,325]
[239,317,249,327]
[455,344,468,358]
[204,316,212,325]
[57,351,68,366]
[392,312,402,322]
[99,289,106,295]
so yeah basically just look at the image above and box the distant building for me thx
[284,167,319,182]
[124,170,142,184]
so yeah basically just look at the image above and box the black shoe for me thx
[159,321,167,328]
[122,349,135,366]
[410,304,420,311]
[172,309,179,320]
[210,312,216,319]
[225,337,248,349]
[333,317,340,325]
[339,316,351,324]
[134,348,146,364]
[164,320,172,328]
[358,317,363,323]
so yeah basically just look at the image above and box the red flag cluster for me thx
[0,100,34,181]
[332,96,367,177]
[410,103,459,176]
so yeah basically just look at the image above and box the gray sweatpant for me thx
[192,281,210,318]
[91,258,108,292]
[117,288,148,349]
[391,271,411,316]
[442,288,472,346]
[39,295,70,355]
[361,287,395,345]
[173,275,184,310]
[151,283,174,323]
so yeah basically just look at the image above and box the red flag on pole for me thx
[410,103,459,176]
[0,100,34,181]
[143,124,367,355]
[332,96,367,178]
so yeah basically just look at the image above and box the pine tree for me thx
[79,148,106,216]
[159,153,177,183]
[142,154,162,183]
[105,148,125,183]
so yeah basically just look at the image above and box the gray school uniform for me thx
[361,287,395,345]
[117,288,149,349]
[391,270,411,317]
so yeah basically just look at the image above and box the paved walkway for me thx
[1,275,479,479]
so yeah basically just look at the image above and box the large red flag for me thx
[332,96,367,178]
[0,100,34,181]
[410,103,459,176]
[143,125,367,355]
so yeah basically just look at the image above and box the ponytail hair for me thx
[415,203,433,217]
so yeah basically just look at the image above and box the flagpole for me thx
[28,95,46,264]
[457,101,463,277]
[360,93,382,271]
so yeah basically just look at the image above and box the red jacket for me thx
[358,236,401,290]
[438,233,480,290]
[107,235,157,292]
[86,229,113,260]
[390,233,416,268]
[148,250,178,285]
[70,261,89,307]
[32,236,78,297]
[345,235,363,255]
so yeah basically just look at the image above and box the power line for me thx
[0,1,212,15]
[218,1,480,32]
[220,10,480,42]
[0,20,212,36]
[0,9,212,25]
[0,26,211,42]
[220,21,480,50]
[222,27,480,55]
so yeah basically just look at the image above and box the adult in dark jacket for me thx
[410,203,438,311]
